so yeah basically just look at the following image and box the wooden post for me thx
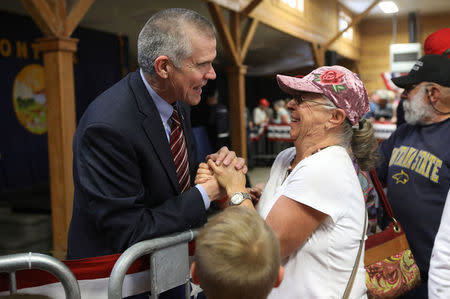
[311,42,325,67]
[38,37,78,258]
[206,0,262,160]
[226,65,248,159]
[21,0,94,259]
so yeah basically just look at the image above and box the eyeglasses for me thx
[293,95,335,108]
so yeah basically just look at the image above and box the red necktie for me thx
[170,105,191,192]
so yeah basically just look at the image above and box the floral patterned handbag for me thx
[365,170,421,298]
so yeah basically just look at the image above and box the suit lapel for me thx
[129,71,180,193]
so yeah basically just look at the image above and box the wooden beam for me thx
[230,11,241,57]
[206,1,249,162]
[204,0,240,11]
[241,18,259,61]
[323,0,381,50]
[65,0,95,36]
[22,0,94,258]
[311,42,324,67]
[55,0,67,29]
[21,0,59,36]
[240,0,263,19]
[207,2,240,65]
[38,36,78,258]
[226,65,248,159]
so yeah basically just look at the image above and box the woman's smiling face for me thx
[286,93,334,143]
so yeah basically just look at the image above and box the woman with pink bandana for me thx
[197,65,378,298]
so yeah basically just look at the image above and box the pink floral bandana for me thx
[277,66,369,125]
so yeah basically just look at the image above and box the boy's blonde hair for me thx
[194,206,280,299]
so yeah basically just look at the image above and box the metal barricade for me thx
[108,229,201,299]
[249,124,292,165]
[0,252,80,299]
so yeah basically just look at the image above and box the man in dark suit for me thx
[67,8,244,261]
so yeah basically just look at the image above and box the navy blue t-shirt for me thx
[377,118,450,277]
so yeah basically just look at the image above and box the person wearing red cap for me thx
[198,65,379,298]
[424,29,450,298]
[251,98,271,157]
[253,98,271,127]
[397,28,450,126]
[377,54,450,299]
[424,28,450,58]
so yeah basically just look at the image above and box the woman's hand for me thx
[206,146,248,174]
[207,158,247,198]
[195,162,226,202]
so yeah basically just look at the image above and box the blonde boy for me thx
[191,206,283,299]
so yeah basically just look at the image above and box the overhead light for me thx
[379,1,399,14]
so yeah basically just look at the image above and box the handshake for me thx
[195,147,263,208]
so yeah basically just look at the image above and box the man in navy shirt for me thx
[377,54,450,298]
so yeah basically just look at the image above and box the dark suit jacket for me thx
[67,71,207,259]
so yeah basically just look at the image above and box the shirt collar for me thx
[139,68,173,123]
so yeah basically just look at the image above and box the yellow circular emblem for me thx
[12,64,47,135]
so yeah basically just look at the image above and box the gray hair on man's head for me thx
[138,8,216,76]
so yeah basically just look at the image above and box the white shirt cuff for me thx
[195,184,210,210]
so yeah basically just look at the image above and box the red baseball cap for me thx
[424,28,450,58]
[259,98,270,107]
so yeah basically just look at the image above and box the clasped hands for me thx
[196,147,262,207]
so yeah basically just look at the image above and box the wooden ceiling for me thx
[2,0,449,76]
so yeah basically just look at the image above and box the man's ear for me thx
[153,55,171,79]
[274,266,284,288]
[427,85,441,104]
[329,108,346,128]
[190,262,200,284]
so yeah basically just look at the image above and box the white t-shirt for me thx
[257,146,367,299]
[428,189,450,299]
[273,107,290,124]
[253,107,268,126]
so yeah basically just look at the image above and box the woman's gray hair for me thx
[322,96,379,171]
[138,8,216,76]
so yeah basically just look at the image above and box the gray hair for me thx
[274,99,286,108]
[322,96,379,171]
[138,8,216,76]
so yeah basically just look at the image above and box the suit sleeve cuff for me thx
[195,184,210,210]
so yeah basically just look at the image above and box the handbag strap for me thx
[369,169,394,218]
[342,210,367,299]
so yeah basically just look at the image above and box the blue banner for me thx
[0,11,128,196]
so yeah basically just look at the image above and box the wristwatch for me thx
[229,192,252,206]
